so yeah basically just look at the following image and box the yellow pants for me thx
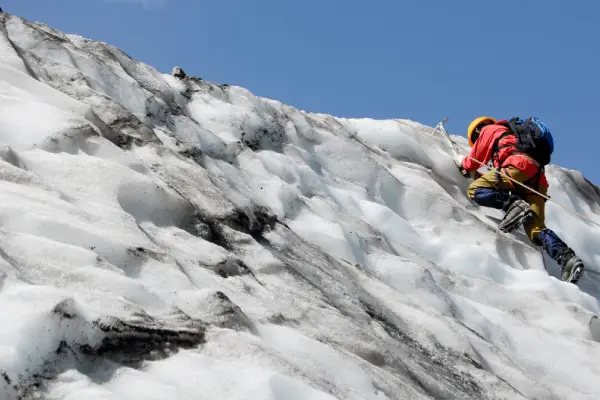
[467,166,547,243]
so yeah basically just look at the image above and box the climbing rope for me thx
[425,118,600,230]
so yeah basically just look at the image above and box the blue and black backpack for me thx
[494,117,554,167]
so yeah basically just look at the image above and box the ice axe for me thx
[429,117,460,155]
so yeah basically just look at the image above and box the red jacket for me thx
[462,123,549,190]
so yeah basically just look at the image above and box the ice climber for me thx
[454,116,585,284]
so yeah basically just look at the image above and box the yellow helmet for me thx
[467,117,496,147]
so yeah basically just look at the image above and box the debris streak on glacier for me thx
[0,13,600,400]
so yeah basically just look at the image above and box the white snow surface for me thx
[1,13,600,400]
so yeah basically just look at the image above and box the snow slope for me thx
[1,12,600,400]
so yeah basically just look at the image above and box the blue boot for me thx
[560,252,584,284]
[536,228,584,284]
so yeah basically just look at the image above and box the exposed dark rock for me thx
[222,206,278,238]
[81,317,206,367]
[172,66,186,79]
[182,206,277,250]
[241,124,287,153]
[211,257,252,278]
[184,215,214,242]
[2,371,11,385]
[179,146,203,165]
[52,300,76,320]
[201,291,256,333]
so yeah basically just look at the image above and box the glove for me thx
[453,154,465,168]
[453,154,473,179]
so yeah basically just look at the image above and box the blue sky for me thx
[3,0,599,184]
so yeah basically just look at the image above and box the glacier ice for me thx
[0,12,600,400]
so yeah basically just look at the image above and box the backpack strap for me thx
[519,165,545,196]
[491,129,515,167]
[491,130,515,187]
[528,167,544,194]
